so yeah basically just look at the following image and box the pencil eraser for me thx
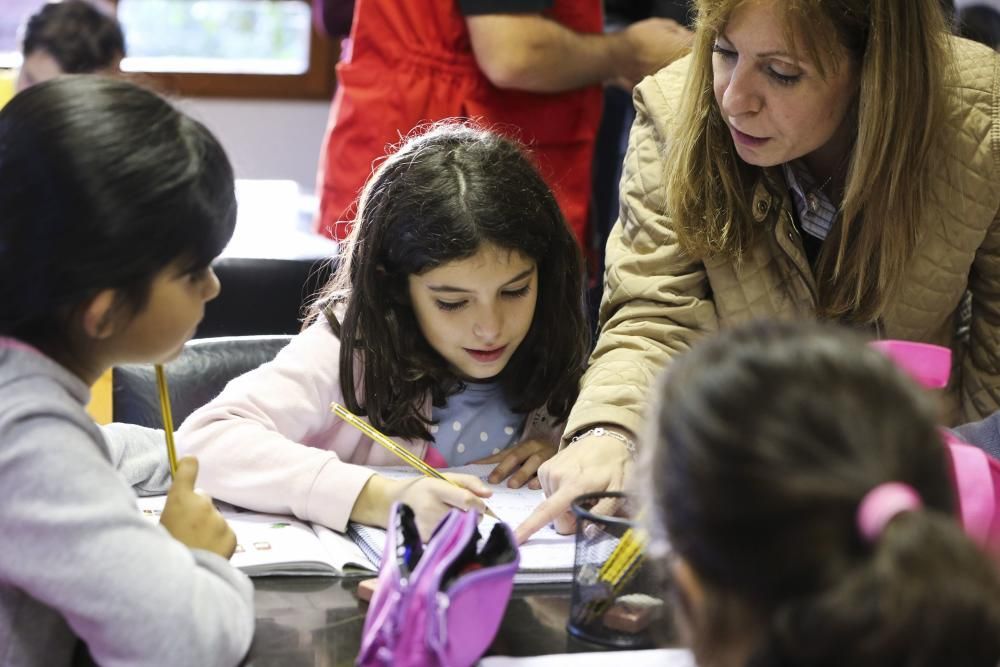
[602,603,650,634]
[356,577,379,602]
[602,594,663,634]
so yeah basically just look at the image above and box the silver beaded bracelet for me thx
[569,426,637,457]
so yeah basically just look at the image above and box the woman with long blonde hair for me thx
[517,0,1000,541]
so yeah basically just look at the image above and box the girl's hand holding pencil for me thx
[333,403,496,541]
[159,457,238,559]
[155,363,238,559]
[353,473,493,542]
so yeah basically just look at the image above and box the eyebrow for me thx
[717,32,797,60]
[427,268,534,293]
[757,50,796,59]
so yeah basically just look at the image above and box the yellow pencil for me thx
[580,525,648,623]
[331,402,499,520]
[599,527,647,582]
[154,364,178,476]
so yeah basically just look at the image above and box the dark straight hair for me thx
[0,76,236,356]
[310,123,589,441]
[645,320,1000,666]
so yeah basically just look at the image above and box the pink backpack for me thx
[872,340,1000,554]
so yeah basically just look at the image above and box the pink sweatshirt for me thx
[176,320,561,531]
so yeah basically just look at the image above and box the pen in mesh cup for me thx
[580,526,648,623]
[570,493,650,626]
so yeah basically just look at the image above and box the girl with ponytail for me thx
[644,320,1000,667]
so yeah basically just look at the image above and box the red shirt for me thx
[315,0,603,244]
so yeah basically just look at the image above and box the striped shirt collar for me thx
[781,159,837,241]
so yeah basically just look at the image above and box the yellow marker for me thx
[155,364,178,476]
[331,402,498,520]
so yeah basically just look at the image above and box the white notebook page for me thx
[356,464,576,575]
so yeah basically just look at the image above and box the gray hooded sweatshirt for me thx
[0,341,254,667]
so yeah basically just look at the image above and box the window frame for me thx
[131,22,339,100]
[2,0,340,100]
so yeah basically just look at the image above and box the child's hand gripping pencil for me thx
[331,402,500,520]
[155,364,238,558]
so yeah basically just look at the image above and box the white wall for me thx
[177,97,331,194]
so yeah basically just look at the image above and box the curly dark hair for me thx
[310,123,589,441]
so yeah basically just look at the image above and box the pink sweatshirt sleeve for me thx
[176,322,377,531]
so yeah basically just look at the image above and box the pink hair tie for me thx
[857,482,923,543]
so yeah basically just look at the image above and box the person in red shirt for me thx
[314,0,691,245]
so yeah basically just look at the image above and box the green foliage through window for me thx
[118,0,310,74]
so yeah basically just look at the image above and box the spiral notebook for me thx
[137,465,575,582]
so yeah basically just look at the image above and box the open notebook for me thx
[137,495,376,577]
[136,464,575,583]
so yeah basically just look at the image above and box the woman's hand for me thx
[472,438,557,489]
[514,430,633,544]
[159,456,238,559]
[352,473,492,541]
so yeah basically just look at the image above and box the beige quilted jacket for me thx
[566,36,1000,440]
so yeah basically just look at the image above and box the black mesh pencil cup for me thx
[567,491,665,649]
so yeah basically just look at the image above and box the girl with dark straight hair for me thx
[179,123,590,540]
[0,76,253,666]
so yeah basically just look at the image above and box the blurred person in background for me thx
[16,0,125,93]
[954,0,1000,49]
